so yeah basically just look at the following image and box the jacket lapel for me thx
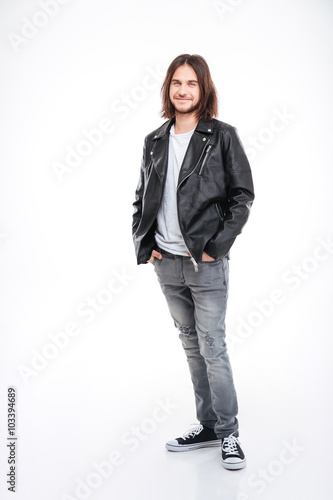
[151,118,174,183]
[152,134,169,184]
[151,117,215,186]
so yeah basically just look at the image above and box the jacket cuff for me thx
[204,236,236,261]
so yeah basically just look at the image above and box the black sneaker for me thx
[221,432,246,470]
[165,424,221,452]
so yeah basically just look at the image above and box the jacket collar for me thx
[152,117,215,140]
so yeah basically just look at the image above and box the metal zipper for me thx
[176,141,212,272]
[198,144,212,176]
[184,141,212,269]
[192,138,211,174]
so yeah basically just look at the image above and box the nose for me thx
[177,84,188,95]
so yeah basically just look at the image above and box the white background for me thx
[0,0,332,499]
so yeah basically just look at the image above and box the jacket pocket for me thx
[198,144,212,176]
[214,202,225,223]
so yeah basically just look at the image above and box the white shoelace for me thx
[182,424,204,439]
[222,433,240,455]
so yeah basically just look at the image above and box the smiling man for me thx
[170,65,200,120]
[132,54,254,470]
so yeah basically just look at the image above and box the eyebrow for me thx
[171,79,198,83]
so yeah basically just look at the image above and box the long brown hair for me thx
[160,54,218,121]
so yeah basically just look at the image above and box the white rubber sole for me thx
[221,457,247,470]
[165,439,221,452]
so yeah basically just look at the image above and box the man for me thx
[132,54,254,470]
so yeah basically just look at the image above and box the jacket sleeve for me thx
[132,136,147,237]
[204,126,255,260]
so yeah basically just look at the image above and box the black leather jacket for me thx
[132,116,254,268]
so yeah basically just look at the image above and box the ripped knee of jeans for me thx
[174,320,191,335]
[204,333,215,348]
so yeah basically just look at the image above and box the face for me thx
[169,64,201,116]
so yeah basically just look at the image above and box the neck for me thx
[173,113,199,134]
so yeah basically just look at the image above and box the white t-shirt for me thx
[155,124,195,255]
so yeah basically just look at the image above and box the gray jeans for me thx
[152,248,239,438]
